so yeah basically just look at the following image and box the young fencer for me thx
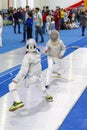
[45,30,66,88]
[9,38,53,112]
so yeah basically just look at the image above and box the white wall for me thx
[34,0,42,8]
[48,0,70,9]
[16,0,26,8]
[1,0,8,10]
[0,1,2,10]
[28,0,34,9]
[0,0,82,10]
[34,0,82,10]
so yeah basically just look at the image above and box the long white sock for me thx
[11,90,21,102]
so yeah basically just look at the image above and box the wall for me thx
[0,0,83,10]
[0,0,8,10]
[0,1,2,10]
[34,0,83,10]
[34,0,42,8]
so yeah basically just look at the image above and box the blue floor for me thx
[59,88,87,130]
[0,25,87,54]
[0,25,25,54]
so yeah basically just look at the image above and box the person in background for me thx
[34,7,44,43]
[8,38,53,112]
[80,11,87,36]
[13,8,21,34]
[42,10,47,34]
[60,8,65,29]
[46,11,53,34]
[25,12,33,39]
[0,11,3,47]
[54,7,60,31]
[21,5,31,42]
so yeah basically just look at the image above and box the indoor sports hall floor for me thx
[0,25,87,130]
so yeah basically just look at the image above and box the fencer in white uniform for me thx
[45,30,66,88]
[0,11,3,47]
[9,38,53,112]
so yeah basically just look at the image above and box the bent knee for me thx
[9,82,17,92]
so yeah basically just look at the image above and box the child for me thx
[45,30,66,88]
[9,38,53,112]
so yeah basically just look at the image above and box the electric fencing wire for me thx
[66,45,80,49]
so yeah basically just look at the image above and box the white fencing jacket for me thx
[13,52,41,84]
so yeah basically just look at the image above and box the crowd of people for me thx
[0,6,87,48]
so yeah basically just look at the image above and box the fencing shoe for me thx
[45,95,53,102]
[45,85,50,89]
[9,101,24,112]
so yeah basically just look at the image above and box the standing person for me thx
[34,7,44,43]
[46,11,53,34]
[25,12,33,39]
[60,8,65,29]
[13,8,21,34]
[80,11,87,36]
[54,7,60,31]
[0,11,3,47]
[21,5,30,42]
[42,10,47,34]
[8,38,53,112]
[45,30,66,88]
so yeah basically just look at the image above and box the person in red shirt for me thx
[42,10,47,34]
[54,7,60,31]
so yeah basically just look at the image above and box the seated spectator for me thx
[68,21,79,29]
[71,21,79,28]
[61,21,69,30]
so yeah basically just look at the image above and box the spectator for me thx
[46,11,53,34]
[34,7,44,43]
[80,11,87,36]
[21,5,31,42]
[13,8,21,34]
[42,10,47,34]
[54,7,60,31]
[25,12,33,39]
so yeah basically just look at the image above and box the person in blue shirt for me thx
[25,12,33,39]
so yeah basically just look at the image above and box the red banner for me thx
[65,0,84,10]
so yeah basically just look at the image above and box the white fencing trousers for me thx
[9,75,46,93]
[24,74,46,93]
[45,57,53,86]
[53,59,65,74]
[9,74,47,99]
[45,57,65,85]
